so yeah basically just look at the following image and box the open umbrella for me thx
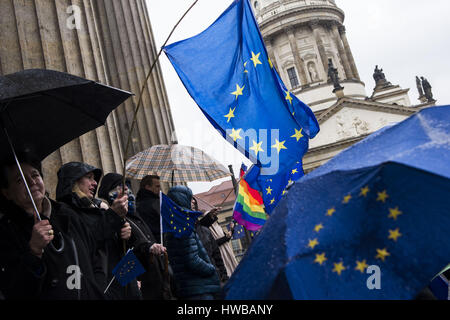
[0,69,132,221]
[125,144,231,184]
[0,69,132,162]
[224,105,450,300]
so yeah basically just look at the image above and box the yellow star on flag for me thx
[243,61,248,73]
[314,223,324,233]
[360,186,370,197]
[291,168,298,175]
[266,186,272,195]
[314,253,327,265]
[231,84,245,100]
[229,128,242,142]
[268,57,273,69]
[269,198,275,205]
[282,190,287,196]
[388,228,402,242]
[307,238,319,249]
[332,262,346,276]
[355,260,369,273]
[375,248,390,262]
[326,207,336,217]
[376,190,389,203]
[250,140,264,156]
[224,107,236,123]
[250,51,262,67]
[388,207,403,220]
[285,91,293,104]
[291,128,304,142]
[342,194,352,204]
[271,139,287,154]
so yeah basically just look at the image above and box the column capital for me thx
[309,19,321,29]
[283,25,295,36]
[338,25,346,34]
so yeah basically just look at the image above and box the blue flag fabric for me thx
[164,0,319,198]
[224,106,450,299]
[230,223,246,240]
[112,249,146,287]
[160,192,203,238]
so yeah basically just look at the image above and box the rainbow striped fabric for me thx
[232,165,267,231]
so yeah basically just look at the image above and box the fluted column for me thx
[284,26,308,86]
[0,0,177,196]
[339,25,360,80]
[330,22,353,80]
[310,20,329,80]
[263,36,280,74]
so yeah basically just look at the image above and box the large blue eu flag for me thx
[164,0,319,206]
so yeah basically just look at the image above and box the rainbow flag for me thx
[232,165,267,231]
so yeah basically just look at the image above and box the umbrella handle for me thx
[48,231,65,253]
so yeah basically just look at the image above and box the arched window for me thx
[254,1,259,10]
[287,67,299,88]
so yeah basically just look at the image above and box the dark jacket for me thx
[56,162,141,300]
[98,173,175,300]
[165,186,220,298]
[199,212,231,246]
[0,197,104,300]
[136,188,161,243]
[195,224,229,283]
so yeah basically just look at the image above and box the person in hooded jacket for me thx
[191,197,229,287]
[55,162,141,300]
[0,153,104,299]
[165,185,221,300]
[97,173,176,300]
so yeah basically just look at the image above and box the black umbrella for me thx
[0,69,132,221]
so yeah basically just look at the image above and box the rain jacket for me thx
[56,162,141,300]
[0,197,104,299]
[98,173,175,300]
[165,186,220,299]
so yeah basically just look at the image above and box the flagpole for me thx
[121,0,200,187]
[104,276,115,295]
[159,191,163,247]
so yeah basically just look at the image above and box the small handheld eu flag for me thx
[109,249,145,288]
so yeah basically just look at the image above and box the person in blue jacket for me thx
[165,185,220,300]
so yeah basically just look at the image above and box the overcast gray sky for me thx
[146,0,450,194]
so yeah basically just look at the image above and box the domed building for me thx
[252,0,436,171]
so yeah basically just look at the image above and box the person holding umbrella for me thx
[0,152,105,299]
[55,162,140,300]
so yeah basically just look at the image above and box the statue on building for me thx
[373,65,391,89]
[328,59,343,92]
[416,76,425,97]
[308,62,319,82]
[421,77,434,102]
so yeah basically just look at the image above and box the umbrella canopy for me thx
[125,144,231,183]
[0,69,132,161]
[224,105,450,300]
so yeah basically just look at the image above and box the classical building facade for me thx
[251,0,436,171]
[0,0,176,196]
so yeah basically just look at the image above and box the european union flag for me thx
[229,223,245,240]
[160,192,203,238]
[164,0,319,181]
[224,106,450,299]
[112,249,146,287]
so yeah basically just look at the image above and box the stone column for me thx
[339,25,360,80]
[310,20,329,80]
[263,36,280,74]
[330,22,353,80]
[284,26,308,86]
[0,0,176,196]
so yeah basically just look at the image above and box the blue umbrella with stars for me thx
[224,105,450,300]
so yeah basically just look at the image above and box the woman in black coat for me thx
[56,162,141,300]
[97,173,175,300]
[0,155,104,299]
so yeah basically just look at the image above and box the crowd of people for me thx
[0,152,238,300]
